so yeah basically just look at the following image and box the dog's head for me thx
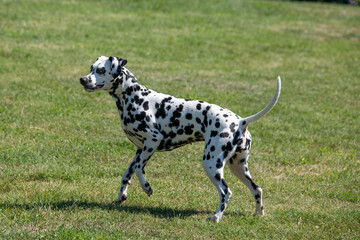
[80,56,127,92]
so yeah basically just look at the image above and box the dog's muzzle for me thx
[80,77,90,86]
[80,77,104,91]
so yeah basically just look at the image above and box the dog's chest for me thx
[110,95,148,148]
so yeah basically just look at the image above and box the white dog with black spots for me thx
[80,56,281,222]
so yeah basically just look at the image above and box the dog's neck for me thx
[108,68,140,95]
[108,68,148,116]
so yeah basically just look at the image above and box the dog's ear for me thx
[117,57,127,67]
[109,57,127,79]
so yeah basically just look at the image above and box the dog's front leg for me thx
[116,132,163,203]
[134,148,154,197]
[134,136,163,197]
[116,149,142,203]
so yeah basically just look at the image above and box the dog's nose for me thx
[80,77,88,85]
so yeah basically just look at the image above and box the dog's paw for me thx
[115,194,128,204]
[147,187,153,197]
[253,208,264,217]
[206,216,219,223]
[142,182,153,197]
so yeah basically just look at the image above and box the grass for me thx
[0,0,359,239]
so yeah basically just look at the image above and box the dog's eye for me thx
[96,68,106,75]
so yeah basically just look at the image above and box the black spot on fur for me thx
[155,97,172,119]
[184,125,194,135]
[135,111,146,121]
[226,142,232,151]
[143,101,149,110]
[210,131,218,137]
[195,131,203,140]
[221,179,228,189]
[155,106,166,119]
[246,175,259,190]
[169,131,177,138]
[138,120,148,132]
[221,204,225,212]
[141,91,150,96]
[125,86,134,95]
[202,109,209,127]
[133,95,144,105]
[230,122,236,132]
[164,139,173,149]
[169,118,180,128]
[232,131,240,145]
[222,141,232,152]
[215,173,221,181]
[246,138,251,149]
[220,132,229,138]
[170,105,183,125]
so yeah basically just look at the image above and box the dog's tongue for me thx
[96,85,104,89]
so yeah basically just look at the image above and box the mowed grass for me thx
[0,0,359,239]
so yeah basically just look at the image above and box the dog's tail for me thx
[240,76,281,130]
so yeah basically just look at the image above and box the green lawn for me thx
[1,0,359,239]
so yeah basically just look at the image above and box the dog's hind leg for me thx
[203,144,233,222]
[203,166,232,222]
[228,149,264,217]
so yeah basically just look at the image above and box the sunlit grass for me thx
[0,0,359,239]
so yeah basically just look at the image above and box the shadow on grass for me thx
[0,200,216,219]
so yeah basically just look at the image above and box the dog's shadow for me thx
[0,200,217,219]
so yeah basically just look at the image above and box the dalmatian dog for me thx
[80,56,281,222]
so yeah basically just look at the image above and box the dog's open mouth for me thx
[84,84,104,91]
